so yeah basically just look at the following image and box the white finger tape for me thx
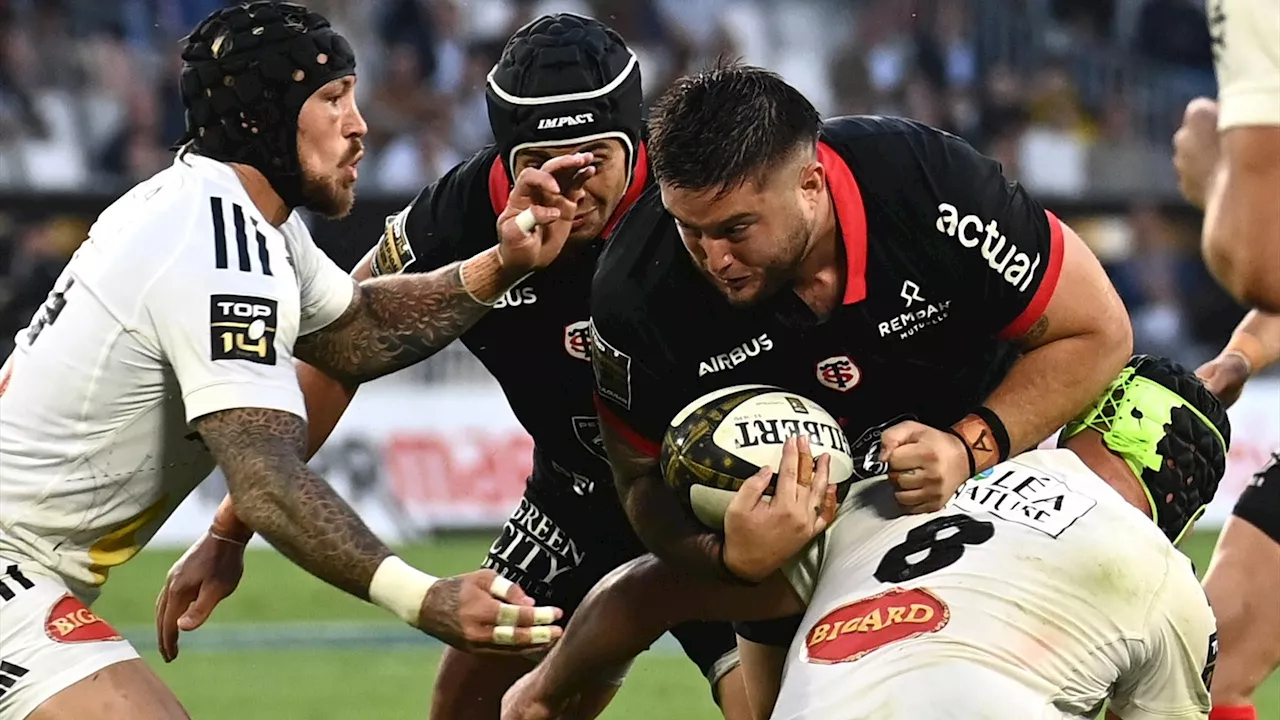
[496,603,521,626]
[533,606,558,625]
[493,625,517,645]
[515,207,537,234]
[489,575,515,600]
[531,626,555,645]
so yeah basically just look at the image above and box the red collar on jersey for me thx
[817,141,869,305]
[487,143,650,241]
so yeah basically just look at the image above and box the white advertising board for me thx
[149,377,1280,547]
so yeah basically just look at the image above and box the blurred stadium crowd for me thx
[0,0,1251,374]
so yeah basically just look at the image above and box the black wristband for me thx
[971,406,1011,462]
[944,426,977,479]
[717,540,761,587]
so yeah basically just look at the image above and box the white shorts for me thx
[770,656,1073,720]
[0,560,139,720]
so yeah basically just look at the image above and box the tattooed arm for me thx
[188,406,563,656]
[953,223,1132,470]
[294,249,514,385]
[193,406,391,598]
[294,153,594,385]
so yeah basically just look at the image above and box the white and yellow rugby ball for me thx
[660,385,856,530]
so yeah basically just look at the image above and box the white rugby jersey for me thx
[1211,0,1280,128]
[0,153,353,602]
[775,449,1215,720]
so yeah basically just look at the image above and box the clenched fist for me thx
[1172,98,1221,210]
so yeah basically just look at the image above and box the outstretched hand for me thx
[496,153,596,275]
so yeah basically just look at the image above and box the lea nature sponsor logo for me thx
[935,203,1040,292]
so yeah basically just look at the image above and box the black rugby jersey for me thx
[589,116,1065,455]
[369,143,650,495]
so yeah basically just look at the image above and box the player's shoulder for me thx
[821,115,966,151]
[78,155,235,269]
[380,145,505,275]
[821,115,984,176]
[592,184,691,327]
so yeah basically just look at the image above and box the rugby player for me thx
[1172,2,1280,712]
[154,14,748,720]
[0,3,586,718]
[1194,310,1280,720]
[586,62,1132,664]
[1172,0,1279,312]
[503,355,1231,720]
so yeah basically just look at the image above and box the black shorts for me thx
[482,476,740,689]
[1233,452,1280,544]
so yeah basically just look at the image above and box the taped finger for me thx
[493,625,517,645]
[533,606,558,625]
[490,574,516,600]
[515,208,537,234]
[491,624,561,649]
[496,603,522,626]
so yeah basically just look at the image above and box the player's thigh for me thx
[0,562,183,720]
[28,659,188,720]
[429,646,535,720]
[1205,458,1280,622]
[1203,467,1280,704]
[669,619,745,717]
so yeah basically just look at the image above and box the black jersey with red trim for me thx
[589,116,1065,456]
[369,143,650,494]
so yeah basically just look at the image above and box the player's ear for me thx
[798,156,825,207]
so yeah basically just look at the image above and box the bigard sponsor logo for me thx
[45,594,123,644]
[935,203,1040,292]
[803,587,950,664]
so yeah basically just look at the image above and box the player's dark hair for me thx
[648,60,822,194]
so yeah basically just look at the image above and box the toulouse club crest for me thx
[816,355,861,392]
[563,320,592,362]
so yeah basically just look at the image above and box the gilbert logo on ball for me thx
[803,587,950,665]
[661,385,855,529]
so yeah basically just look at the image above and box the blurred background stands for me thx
[0,0,1247,379]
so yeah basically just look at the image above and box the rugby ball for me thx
[660,385,855,530]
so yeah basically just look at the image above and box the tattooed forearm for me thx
[296,248,524,385]
[295,263,481,385]
[194,407,391,600]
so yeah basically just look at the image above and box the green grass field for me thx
[93,531,1280,719]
